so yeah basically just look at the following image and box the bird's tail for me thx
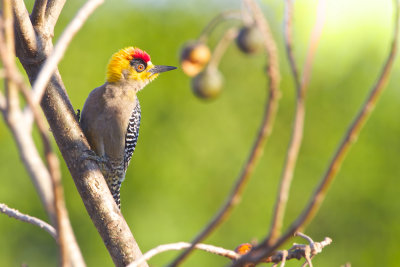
[99,160,124,209]
[110,180,122,209]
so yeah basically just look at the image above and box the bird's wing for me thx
[124,99,141,172]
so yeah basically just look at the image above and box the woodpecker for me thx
[80,47,176,208]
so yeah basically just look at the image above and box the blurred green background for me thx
[1,0,400,266]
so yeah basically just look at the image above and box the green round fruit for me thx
[191,69,223,100]
[236,26,263,54]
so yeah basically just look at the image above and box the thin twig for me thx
[0,68,5,111]
[31,0,104,106]
[129,242,239,267]
[31,0,48,26]
[168,0,281,265]
[283,0,301,90]
[263,237,331,264]
[303,250,313,267]
[279,250,288,267]
[0,88,5,111]
[231,0,399,265]
[300,0,326,93]
[0,203,57,239]
[44,0,67,36]
[3,0,18,113]
[267,0,325,244]
[19,76,70,267]
[295,232,314,244]
[11,0,38,54]
[232,236,332,266]
[208,27,239,70]
[198,10,242,43]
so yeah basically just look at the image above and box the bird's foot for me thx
[81,150,111,169]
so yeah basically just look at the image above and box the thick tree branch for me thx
[14,1,147,266]
[169,0,281,265]
[0,203,57,239]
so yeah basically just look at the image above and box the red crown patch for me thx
[131,48,151,63]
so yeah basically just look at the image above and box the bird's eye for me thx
[136,64,145,72]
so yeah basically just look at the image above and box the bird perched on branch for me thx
[80,47,176,208]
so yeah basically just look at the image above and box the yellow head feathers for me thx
[106,47,155,83]
[106,47,177,85]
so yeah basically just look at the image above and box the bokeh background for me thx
[1,0,400,266]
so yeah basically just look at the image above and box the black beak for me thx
[149,65,177,74]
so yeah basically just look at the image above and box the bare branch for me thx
[31,0,105,107]
[232,236,332,266]
[0,18,56,223]
[31,0,48,26]
[16,0,146,264]
[2,86,85,266]
[296,232,314,244]
[11,0,38,54]
[0,11,85,266]
[279,250,288,267]
[267,0,325,244]
[0,203,57,239]
[245,0,280,90]
[267,237,332,264]
[208,27,239,70]
[282,0,300,89]
[129,242,239,267]
[0,88,5,111]
[169,0,281,265]
[3,0,18,113]
[0,68,5,112]
[19,76,80,267]
[300,0,326,92]
[231,0,399,265]
[49,153,70,266]
[44,0,66,36]
[198,10,242,43]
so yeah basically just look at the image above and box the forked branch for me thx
[30,0,105,106]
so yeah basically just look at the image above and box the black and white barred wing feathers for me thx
[124,100,141,172]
